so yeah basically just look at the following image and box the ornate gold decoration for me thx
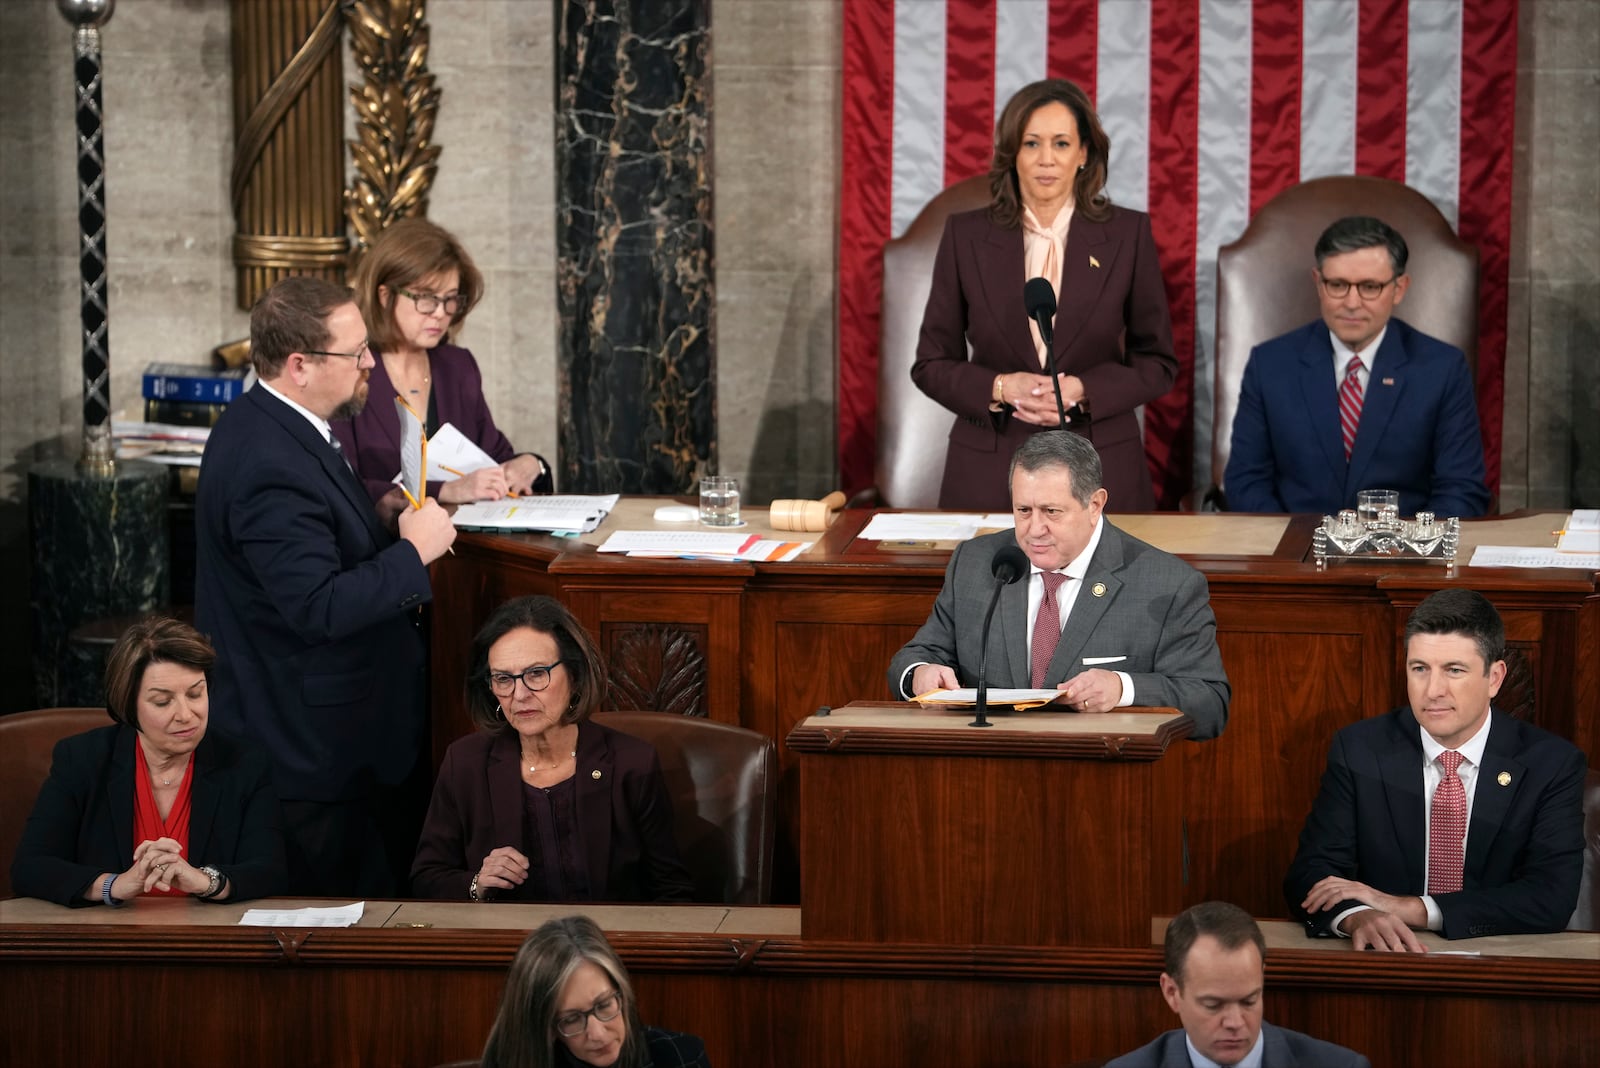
[229,0,348,307]
[344,0,441,254]
[605,625,708,717]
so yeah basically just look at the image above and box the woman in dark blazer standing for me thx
[913,78,1177,512]
[412,596,694,903]
[10,617,286,907]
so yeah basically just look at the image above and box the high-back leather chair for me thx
[0,707,108,898]
[1570,767,1600,932]
[592,712,777,905]
[1211,175,1479,503]
[875,175,992,508]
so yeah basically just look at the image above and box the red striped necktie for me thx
[1338,355,1365,460]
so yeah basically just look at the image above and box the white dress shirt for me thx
[258,379,336,445]
[1185,1027,1265,1068]
[1329,323,1388,388]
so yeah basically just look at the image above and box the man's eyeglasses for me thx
[398,288,462,316]
[1318,274,1398,301]
[487,661,566,697]
[555,991,622,1037]
[304,341,371,361]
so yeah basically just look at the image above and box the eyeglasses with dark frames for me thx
[397,288,462,316]
[1317,274,1398,301]
[487,661,567,698]
[554,991,622,1038]
[304,341,371,361]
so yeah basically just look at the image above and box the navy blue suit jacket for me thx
[1284,707,1586,939]
[410,722,695,902]
[10,725,287,907]
[1224,318,1489,517]
[194,385,433,803]
[1105,1022,1370,1068]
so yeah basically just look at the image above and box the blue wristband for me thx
[100,873,123,907]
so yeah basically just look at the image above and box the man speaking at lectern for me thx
[888,432,1230,738]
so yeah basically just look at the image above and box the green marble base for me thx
[29,458,170,706]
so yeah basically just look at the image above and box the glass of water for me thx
[1356,488,1399,526]
[699,475,741,526]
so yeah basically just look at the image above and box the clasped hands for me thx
[1301,875,1431,953]
[108,838,210,901]
[476,846,531,896]
[995,372,1086,427]
[910,665,1121,714]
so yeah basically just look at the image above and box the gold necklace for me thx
[525,749,575,774]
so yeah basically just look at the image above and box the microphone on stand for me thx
[1023,277,1070,430]
[972,544,1030,728]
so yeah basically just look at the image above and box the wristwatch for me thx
[197,865,226,900]
[468,873,482,902]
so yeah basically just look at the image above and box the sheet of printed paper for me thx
[1469,546,1600,570]
[239,902,365,927]
[395,396,427,506]
[425,421,499,482]
[452,495,621,533]
[857,513,987,541]
[598,530,757,555]
[914,688,1065,705]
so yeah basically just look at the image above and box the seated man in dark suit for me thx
[1224,215,1489,518]
[886,431,1230,739]
[1286,589,1586,950]
[1107,901,1369,1068]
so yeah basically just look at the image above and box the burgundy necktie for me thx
[1338,355,1365,460]
[1427,750,1467,895]
[1030,572,1068,688]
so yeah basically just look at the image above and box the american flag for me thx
[838,0,1516,507]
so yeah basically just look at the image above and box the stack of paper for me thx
[452,494,621,534]
[111,418,210,466]
[1469,511,1600,570]
[857,513,1015,541]
[595,531,813,561]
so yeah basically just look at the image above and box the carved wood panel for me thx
[602,622,708,716]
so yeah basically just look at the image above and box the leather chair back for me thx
[875,175,993,508]
[0,707,109,898]
[592,712,777,905]
[1571,767,1600,931]
[1212,175,1478,498]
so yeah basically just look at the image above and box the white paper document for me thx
[1469,546,1600,570]
[239,902,365,927]
[1565,510,1600,531]
[452,494,620,533]
[394,397,426,506]
[914,688,1065,706]
[597,530,756,556]
[424,422,499,481]
[858,513,985,541]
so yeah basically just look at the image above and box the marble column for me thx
[29,459,169,706]
[555,0,714,493]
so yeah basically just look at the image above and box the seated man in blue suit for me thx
[1285,589,1586,951]
[1224,215,1490,517]
[1106,901,1369,1068]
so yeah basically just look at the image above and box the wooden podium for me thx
[788,701,1194,947]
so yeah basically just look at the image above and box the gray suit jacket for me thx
[887,523,1230,739]
[1105,1022,1371,1068]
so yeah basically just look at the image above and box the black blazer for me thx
[1285,707,1586,939]
[194,385,433,803]
[411,722,695,902]
[10,725,287,907]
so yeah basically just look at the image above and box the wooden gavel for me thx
[768,491,846,532]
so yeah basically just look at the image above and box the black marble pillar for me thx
[555,0,714,494]
[29,459,169,706]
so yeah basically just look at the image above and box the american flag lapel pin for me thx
[1382,377,1395,386]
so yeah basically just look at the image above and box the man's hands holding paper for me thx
[911,663,960,697]
[1056,668,1123,714]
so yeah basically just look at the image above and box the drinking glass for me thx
[699,476,741,526]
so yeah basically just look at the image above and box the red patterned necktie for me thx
[1338,355,1365,460]
[1030,572,1068,688]
[1428,750,1467,894]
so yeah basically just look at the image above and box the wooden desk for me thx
[430,507,1600,913]
[790,702,1192,946]
[3,898,1595,1067]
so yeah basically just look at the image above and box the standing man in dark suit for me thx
[1106,901,1370,1068]
[887,431,1230,738]
[1286,589,1586,949]
[195,276,458,896]
[1224,215,1489,518]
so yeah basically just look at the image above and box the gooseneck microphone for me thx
[973,544,1030,728]
[1023,277,1070,430]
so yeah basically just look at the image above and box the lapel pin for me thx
[1497,771,1511,786]
[1382,377,1395,386]
[1091,582,1106,597]
[591,769,602,780]
[1089,255,1101,269]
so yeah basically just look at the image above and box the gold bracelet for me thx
[992,374,1006,405]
